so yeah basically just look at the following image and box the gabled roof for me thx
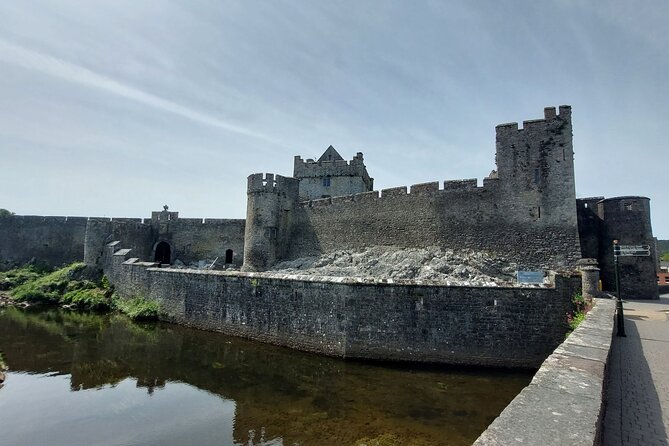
[318,145,344,162]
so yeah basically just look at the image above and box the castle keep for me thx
[0,106,660,365]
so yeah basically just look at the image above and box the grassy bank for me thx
[1,263,159,320]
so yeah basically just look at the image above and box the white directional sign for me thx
[614,245,651,257]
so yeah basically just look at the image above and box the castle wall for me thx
[106,254,579,367]
[84,217,245,268]
[297,176,369,200]
[260,106,581,270]
[576,197,605,260]
[161,218,245,266]
[289,180,581,269]
[0,215,88,270]
[84,218,152,268]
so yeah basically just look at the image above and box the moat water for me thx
[0,307,532,446]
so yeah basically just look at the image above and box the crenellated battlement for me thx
[298,176,493,209]
[495,105,571,135]
[247,173,300,194]
[294,151,365,170]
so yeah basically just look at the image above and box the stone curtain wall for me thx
[0,215,88,270]
[290,180,581,269]
[162,218,245,266]
[84,218,153,268]
[106,253,579,367]
[84,217,245,268]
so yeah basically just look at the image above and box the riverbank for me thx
[0,264,158,320]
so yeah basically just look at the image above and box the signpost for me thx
[612,241,651,337]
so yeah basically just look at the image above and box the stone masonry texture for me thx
[106,249,580,368]
[0,215,87,270]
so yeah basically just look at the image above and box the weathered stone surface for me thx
[473,298,616,446]
[105,251,581,368]
[0,215,87,270]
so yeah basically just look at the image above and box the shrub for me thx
[566,292,592,332]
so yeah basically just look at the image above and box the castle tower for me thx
[242,173,300,272]
[293,146,373,201]
[597,196,659,299]
[494,106,576,226]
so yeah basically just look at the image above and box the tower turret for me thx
[242,173,299,271]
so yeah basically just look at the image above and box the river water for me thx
[0,307,531,446]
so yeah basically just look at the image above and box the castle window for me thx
[534,168,541,185]
[225,249,233,264]
[323,177,331,187]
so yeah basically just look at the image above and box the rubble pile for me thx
[272,246,528,286]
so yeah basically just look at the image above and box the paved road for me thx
[601,294,669,446]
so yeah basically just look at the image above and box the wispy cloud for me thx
[0,38,281,145]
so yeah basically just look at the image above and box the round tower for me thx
[597,196,658,299]
[242,173,299,272]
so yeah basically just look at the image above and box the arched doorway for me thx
[225,249,233,264]
[154,241,171,265]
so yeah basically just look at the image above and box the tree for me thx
[0,209,14,217]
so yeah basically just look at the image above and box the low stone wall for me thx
[473,297,616,445]
[105,250,580,368]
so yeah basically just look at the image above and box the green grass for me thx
[11,263,91,304]
[0,265,50,290]
[112,295,160,321]
[662,252,669,262]
[6,263,160,320]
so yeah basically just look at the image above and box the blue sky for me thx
[0,1,667,238]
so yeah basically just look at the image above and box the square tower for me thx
[293,146,374,201]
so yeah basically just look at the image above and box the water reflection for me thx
[0,307,531,446]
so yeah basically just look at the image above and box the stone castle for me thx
[0,105,659,299]
[0,105,661,367]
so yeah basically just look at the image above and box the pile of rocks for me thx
[272,246,524,286]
